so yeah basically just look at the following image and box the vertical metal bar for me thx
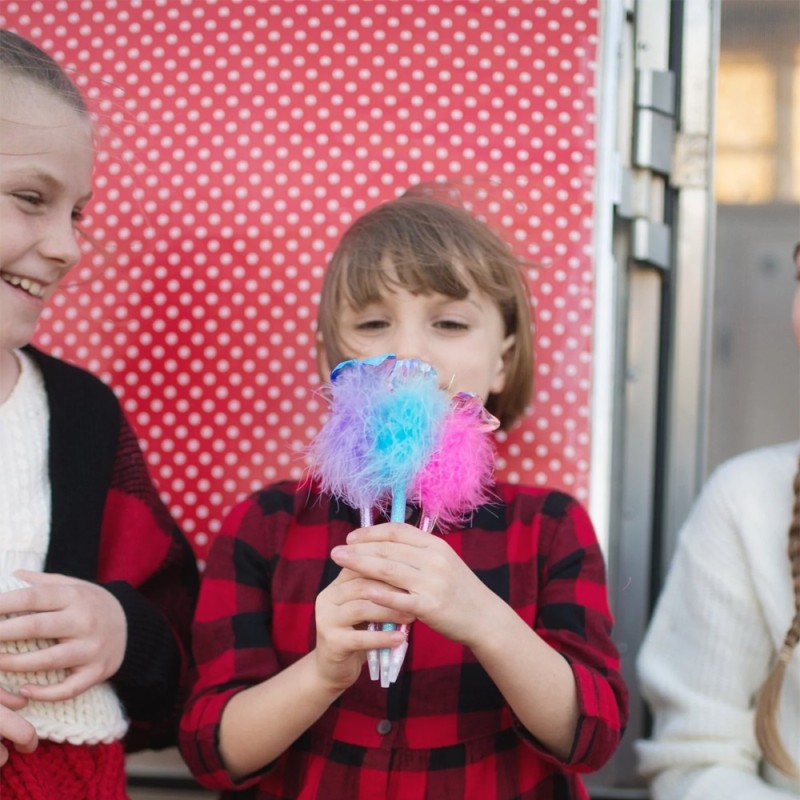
[660,0,720,580]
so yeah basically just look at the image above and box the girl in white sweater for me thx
[0,28,198,799]
[636,243,800,799]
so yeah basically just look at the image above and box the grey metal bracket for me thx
[633,69,676,175]
[632,218,671,271]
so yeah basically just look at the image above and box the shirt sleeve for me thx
[514,490,629,772]
[178,487,290,790]
[635,463,798,800]
[96,413,200,752]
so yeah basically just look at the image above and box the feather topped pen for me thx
[309,357,497,687]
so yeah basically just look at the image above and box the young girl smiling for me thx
[0,29,198,798]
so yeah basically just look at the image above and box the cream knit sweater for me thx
[637,441,800,799]
[0,351,128,744]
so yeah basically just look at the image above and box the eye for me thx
[434,319,470,331]
[355,319,389,331]
[12,191,44,208]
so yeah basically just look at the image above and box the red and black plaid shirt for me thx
[180,480,627,799]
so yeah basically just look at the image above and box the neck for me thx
[0,349,21,407]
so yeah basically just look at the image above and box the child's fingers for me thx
[323,624,406,651]
[0,577,126,687]
[0,572,84,616]
[328,566,364,584]
[347,522,426,546]
[0,688,27,711]
[0,706,38,760]
[313,582,409,690]
[318,576,415,627]
[13,570,83,587]
[331,544,420,591]
[336,526,455,576]
[316,624,406,675]
[333,529,466,597]
[0,612,61,647]
[352,628,407,651]
[331,535,489,642]
[0,636,88,676]
[19,667,96,703]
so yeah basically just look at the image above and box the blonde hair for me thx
[754,456,800,778]
[0,29,88,116]
[316,194,534,430]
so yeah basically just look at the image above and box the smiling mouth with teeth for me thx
[0,272,46,299]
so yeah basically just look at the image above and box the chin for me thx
[0,326,37,353]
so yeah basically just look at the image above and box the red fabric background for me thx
[2,1,600,564]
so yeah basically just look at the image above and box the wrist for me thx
[310,650,358,699]
[463,589,513,654]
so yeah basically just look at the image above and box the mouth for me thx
[0,272,46,299]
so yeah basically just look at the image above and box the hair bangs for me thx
[318,194,535,427]
[339,250,475,314]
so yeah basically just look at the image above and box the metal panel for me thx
[588,0,668,792]
[633,108,674,174]
[589,0,720,794]
[631,218,672,269]
[661,0,720,577]
[635,68,677,117]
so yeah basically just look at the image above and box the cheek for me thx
[0,224,25,265]
[43,268,75,301]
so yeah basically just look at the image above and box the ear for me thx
[315,330,332,383]
[489,334,516,395]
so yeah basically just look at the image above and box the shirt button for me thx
[376,719,392,735]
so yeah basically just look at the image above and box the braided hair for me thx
[754,455,800,778]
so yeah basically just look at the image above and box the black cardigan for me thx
[20,345,199,750]
[24,345,120,580]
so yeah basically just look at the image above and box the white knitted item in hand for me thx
[0,575,129,744]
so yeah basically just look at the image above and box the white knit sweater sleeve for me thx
[636,443,800,800]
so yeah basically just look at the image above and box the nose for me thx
[391,324,430,364]
[40,214,82,271]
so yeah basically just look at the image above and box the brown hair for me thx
[316,194,534,430]
[0,29,88,116]
[754,455,800,778]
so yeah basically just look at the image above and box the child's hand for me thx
[330,523,494,648]
[314,566,411,690]
[0,687,37,767]
[0,572,126,701]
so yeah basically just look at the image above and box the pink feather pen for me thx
[410,391,500,534]
[386,391,500,683]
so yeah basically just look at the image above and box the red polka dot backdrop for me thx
[2,1,600,565]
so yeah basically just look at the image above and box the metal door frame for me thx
[588,0,719,794]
